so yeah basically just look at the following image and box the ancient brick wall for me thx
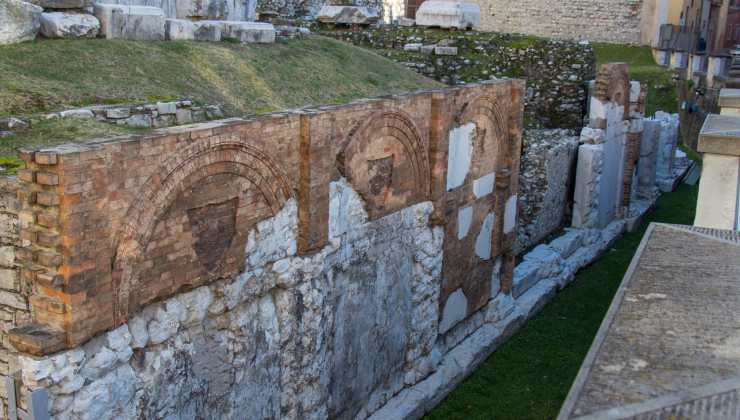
[476,0,645,44]
[0,176,30,417]
[4,81,526,418]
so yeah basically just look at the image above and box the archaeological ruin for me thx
[0,49,694,417]
[0,0,702,412]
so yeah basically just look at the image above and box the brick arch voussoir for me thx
[458,96,510,167]
[111,142,293,325]
[343,111,431,197]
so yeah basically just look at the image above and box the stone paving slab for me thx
[559,223,740,419]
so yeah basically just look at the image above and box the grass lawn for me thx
[0,36,440,170]
[428,182,699,420]
[0,36,439,117]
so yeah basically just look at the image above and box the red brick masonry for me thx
[8,80,523,355]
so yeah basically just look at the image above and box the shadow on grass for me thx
[426,182,699,420]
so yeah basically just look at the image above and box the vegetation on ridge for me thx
[0,36,441,169]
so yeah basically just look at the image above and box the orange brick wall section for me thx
[9,80,524,356]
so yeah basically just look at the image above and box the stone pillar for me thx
[572,63,631,228]
[695,112,740,230]
[654,111,679,191]
[637,119,660,200]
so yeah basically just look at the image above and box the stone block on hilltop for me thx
[316,5,379,25]
[222,21,275,43]
[193,20,221,41]
[94,4,165,40]
[165,18,195,40]
[415,0,480,30]
[28,0,90,9]
[40,12,100,38]
[0,0,42,45]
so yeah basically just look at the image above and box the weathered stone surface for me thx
[164,18,194,40]
[512,260,539,298]
[0,0,42,45]
[96,0,256,21]
[60,109,94,119]
[572,143,604,228]
[398,16,414,26]
[40,12,100,39]
[415,0,480,30]
[316,5,379,25]
[503,195,517,234]
[516,129,578,251]
[434,45,458,55]
[439,289,468,334]
[456,205,473,239]
[28,0,90,8]
[474,212,494,260]
[404,42,422,51]
[94,4,165,41]
[446,122,475,191]
[226,21,275,43]
[561,224,740,419]
[637,119,659,200]
[549,230,583,258]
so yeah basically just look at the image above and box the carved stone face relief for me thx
[186,197,239,272]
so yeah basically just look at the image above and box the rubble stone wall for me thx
[6,81,526,418]
[318,27,596,129]
[475,0,645,44]
[0,176,29,418]
[516,129,579,252]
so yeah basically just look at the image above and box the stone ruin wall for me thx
[516,129,578,252]
[475,0,645,44]
[0,81,527,418]
[0,177,30,411]
[318,28,596,130]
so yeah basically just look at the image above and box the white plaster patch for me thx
[446,122,476,191]
[629,81,641,103]
[503,195,517,234]
[472,172,495,198]
[457,206,473,239]
[439,288,468,334]
[475,212,494,260]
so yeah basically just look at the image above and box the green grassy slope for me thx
[0,36,441,170]
[0,36,440,117]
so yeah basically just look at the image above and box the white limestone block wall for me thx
[16,180,445,420]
